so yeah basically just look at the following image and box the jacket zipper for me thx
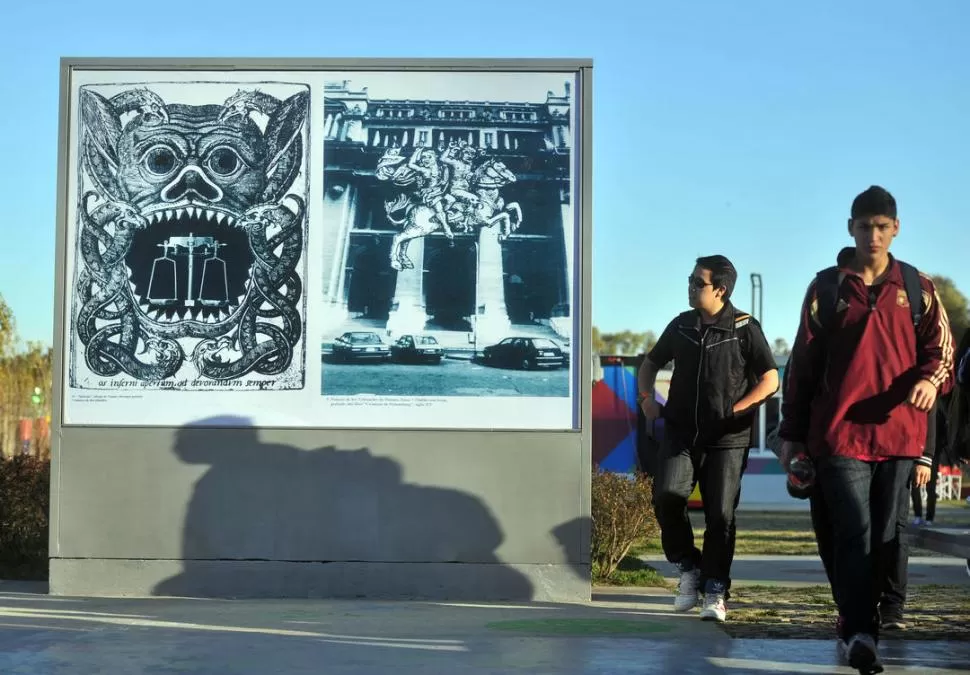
[693,329,705,447]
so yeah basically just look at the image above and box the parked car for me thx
[481,336,567,369]
[390,334,444,364]
[330,331,390,362]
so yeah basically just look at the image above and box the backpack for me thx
[814,260,923,332]
[948,333,970,461]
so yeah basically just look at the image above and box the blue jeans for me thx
[816,455,914,640]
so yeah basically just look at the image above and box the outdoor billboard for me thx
[56,61,587,431]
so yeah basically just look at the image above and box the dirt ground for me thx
[721,584,970,640]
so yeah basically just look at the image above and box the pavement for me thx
[642,554,970,588]
[0,562,968,674]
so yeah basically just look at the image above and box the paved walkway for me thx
[642,554,970,587]
[0,580,967,673]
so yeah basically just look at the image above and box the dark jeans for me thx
[811,464,911,613]
[911,456,939,521]
[652,433,748,596]
[815,455,914,641]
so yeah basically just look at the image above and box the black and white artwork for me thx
[318,72,578,429]
[67,82,310,394]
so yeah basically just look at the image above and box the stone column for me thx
[335,185,358,307]
[385,237,428,337]
[320,183,355,334]
[552,184,573,341]
[474,224,511,347]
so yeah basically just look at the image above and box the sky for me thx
[1,0,968,350]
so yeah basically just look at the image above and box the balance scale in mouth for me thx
[147,233,229,308]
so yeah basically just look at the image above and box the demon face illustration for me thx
[73,86,308,386]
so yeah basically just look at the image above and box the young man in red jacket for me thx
[779,186,954,674]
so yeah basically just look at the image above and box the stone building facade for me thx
[320,80,574,347]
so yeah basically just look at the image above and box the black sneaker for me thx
[880,606,906,630]
[846,633,884,674]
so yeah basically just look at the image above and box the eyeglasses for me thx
[688,275,712,289]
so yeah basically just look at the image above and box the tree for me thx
[930,275,969,348]
[0,295,15,360]
[0,294,52,458]
[592,327,657,356]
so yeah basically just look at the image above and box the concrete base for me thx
[474,311,512,347]
[49,559,591,603]
[384,306,429,337]
[319,302,350,337]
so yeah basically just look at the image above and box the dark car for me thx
[390,334,444,364]
[330,331,390,362]
[481,336,567,369]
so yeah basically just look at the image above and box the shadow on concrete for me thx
[551,516,592,582]
[155,415,533,600]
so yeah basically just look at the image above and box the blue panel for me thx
[598,430,638,473]
[602,364,638,412]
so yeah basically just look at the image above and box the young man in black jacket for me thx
[638,255,779,622]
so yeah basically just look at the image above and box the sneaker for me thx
[912,517,925,526]
[699,582,727,622]
[880,606,906,630]
[845,633,883,674]
[672,565,700,612]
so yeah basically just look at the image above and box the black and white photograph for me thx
[318,72,578,429]
[66,79,310,406]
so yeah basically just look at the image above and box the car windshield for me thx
[416,336,438,345]
[348,333,381,344]
[533,339,559,349]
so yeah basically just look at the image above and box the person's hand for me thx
[909,379,938,412]
[779,440,807,469]
[640,396,660,422]
[914,464,932,488]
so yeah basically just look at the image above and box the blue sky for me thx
[2,0,968,349]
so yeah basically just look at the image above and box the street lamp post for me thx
[750,273,766,452]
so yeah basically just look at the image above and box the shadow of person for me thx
[154,416,533,601]
[550,517,591,582]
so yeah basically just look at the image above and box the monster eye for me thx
[143,145,178,176]
[207,147,242,176]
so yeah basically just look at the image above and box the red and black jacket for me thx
[780,248,955,463]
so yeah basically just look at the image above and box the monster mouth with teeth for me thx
[72,85,309,386]
[127,205,253,325]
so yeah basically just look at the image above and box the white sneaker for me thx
[673,566,700,612]
[699,587,727,622]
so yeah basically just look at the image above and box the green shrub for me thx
[590,467,659,581]
[0,455,49,579]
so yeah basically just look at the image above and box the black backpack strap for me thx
[814,266,841,330]
[897,260,923,328]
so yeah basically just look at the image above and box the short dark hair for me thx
[851,185,897,220]
[696,255,737,300]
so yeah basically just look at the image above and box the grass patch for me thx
[631,502,970,558]
[594,556,670,588]
[721,584,970,640]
